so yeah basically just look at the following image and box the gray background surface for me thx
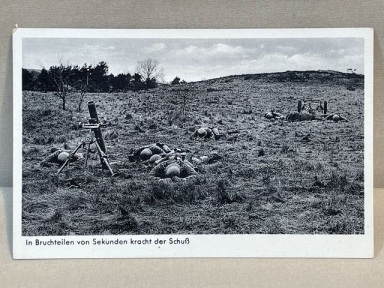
[1,1,384,287]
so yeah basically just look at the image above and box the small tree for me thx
[92,61,109,92]
[145,77,157,89]
[48,64,73,110]
[37,68,52,92]
[72,64,91,112]
[133,73,144,91]
[113,73,132,92]
[22,69,34,91]
[171,76,181,85]
[136,58,164,89]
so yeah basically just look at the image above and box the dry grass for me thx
[21,71,364,235]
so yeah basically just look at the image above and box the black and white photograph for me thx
[13,29,373,258]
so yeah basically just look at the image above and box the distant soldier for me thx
[264,112,274,119]
[191,127,223,140]
[149,154,198,181]
[264,109,284,120]
[129,142,172,162]
[191,151,222,165]
[325,113,348,122]
[40,148,83,167]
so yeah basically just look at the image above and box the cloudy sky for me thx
[23,37,364,82]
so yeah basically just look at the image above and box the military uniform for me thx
[129,143,172,162]
[148,149,189,166]
[191,127,222,140]
[40,149,83,167]
[149,158,198,180]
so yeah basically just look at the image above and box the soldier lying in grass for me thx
[128,142,172,162]
[40,148,84,167]
[324,113,348,122]
[190,151,222,165]
[146,148,192,166]
[149,154,199,182]
[191,127,223,140]
[264,109,284,120]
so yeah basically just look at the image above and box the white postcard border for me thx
[13,28,374,259]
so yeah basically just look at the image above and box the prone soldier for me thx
[191,127,223,140]
[40,148,84,167]
[147,148,189,165]
[149,153,198,182]
[128,142,172,162]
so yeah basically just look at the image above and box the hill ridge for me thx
[192,70,363,83]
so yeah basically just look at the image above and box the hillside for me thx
[21,70,365,236]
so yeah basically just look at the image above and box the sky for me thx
[22,37,364,82]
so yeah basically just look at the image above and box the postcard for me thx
[13,28,373,258]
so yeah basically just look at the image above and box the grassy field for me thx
[21,70,365,236]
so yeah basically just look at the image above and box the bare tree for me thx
[39,56,73,110]
[48,63,73,110]
[76,79,88,112]
[136,58,164,83]
[72,65,91,112]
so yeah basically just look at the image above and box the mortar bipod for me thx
[56,126,116,177]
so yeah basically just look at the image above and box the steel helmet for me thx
[148,154,162,164]
[140,148,153,160]
[57,151,70,163]
[197,128,207,137]
[165,163,181,178]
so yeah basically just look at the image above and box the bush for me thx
[171,77,181,85]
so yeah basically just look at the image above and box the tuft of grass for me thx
[280,144,291,154]
[326,172,363,195]
[216,179,243,204]
[263,217,285,234]
[109,213,138,234]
